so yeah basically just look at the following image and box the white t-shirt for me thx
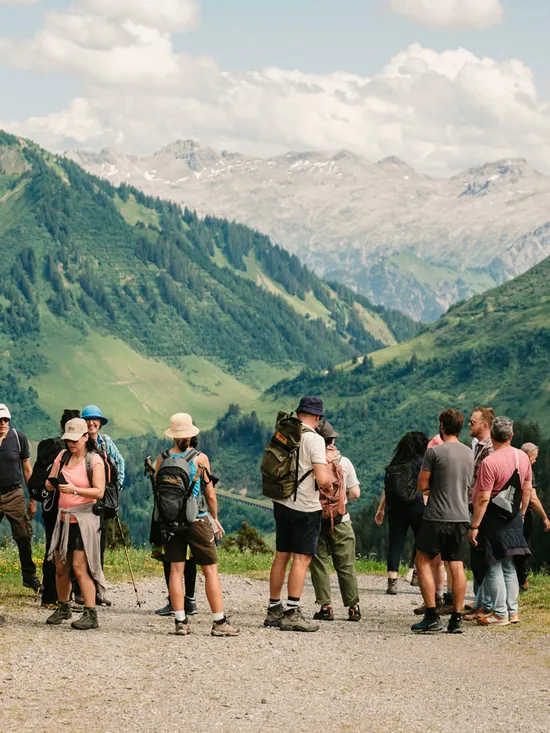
[340,455,360,522]
[273,427,326,513]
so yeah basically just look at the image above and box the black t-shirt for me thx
[0,428,30,492]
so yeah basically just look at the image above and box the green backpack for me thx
[261,412,313,501]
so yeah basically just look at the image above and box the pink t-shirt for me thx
[54,450,103,521]
[472,446,532,503]
[427,434,443,449]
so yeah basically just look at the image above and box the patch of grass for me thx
[115,193,160,228]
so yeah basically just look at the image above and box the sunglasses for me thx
[0,417,10,423]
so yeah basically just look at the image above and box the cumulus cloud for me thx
[1,1,549,176]
[389,0,504,29]
[0,1,38,5]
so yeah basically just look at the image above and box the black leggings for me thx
[515,510,533,587]
[387,501,424,573]
[163,558,197,598]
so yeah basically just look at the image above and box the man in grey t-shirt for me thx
[412,408,473,635]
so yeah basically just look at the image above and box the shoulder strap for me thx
[12,428,21,453]
[184,448,199,464]
[85,451,94,487]
[514,448,519,471]
[59,449,71,469]
[161,449,171,460]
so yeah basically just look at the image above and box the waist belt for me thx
[0,483,23,494]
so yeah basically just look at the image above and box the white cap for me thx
[0,404,11,420]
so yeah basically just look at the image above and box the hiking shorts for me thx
[164,517,217,566]
[415,520,469,562]
[56,522,85,553]
[273,503,322,556]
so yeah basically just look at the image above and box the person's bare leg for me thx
[202,563,223,614]
[287,553,313,598]
[72,550,96,607]
[431,556,445,590]
[169,561,185,611]
[416,551,436,608]
[54,551,72,601]
[269,551,292,600]
[448,561,466,612]
[445,561,453,592]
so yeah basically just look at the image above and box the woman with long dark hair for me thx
[375,431,429,595]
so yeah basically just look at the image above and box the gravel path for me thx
[1,573,549,733]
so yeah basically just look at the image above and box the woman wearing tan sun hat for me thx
[153,413,239,637]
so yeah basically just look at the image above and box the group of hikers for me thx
[0,396,547,636]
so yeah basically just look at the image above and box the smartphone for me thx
[48,477,59,489]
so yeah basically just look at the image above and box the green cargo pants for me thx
[310,519,359,607]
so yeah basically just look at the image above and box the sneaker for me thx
[23,576,43,594]
[405,568,414,584]
[96,594,112,607]
[348,604,361,622]
[411,614,443,633]
[386,578,398,595]
[410,570,420,587]
[174,619,190,635]
[71,607,99,630]
[280,607,320,633]
[439,603,455,616]
[263,602,285,628]
[509,613,520,624]
[447,615,464,634]
[46,601,72,625]
[463,608,485,621]
[184,596,198,616]
[155,600,175,617]
[211,617,240,637]
[477,613,510,627]
[313,604,334,621]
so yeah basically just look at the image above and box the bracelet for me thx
[470,526,479,530]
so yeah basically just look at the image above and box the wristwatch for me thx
[73,489,78,496]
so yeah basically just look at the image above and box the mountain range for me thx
[0,130,415,439]
[67,140,550,321]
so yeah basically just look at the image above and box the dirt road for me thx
[1,574,549,733]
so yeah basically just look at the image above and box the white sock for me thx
[175,610,186,622]
[212,612,224,622]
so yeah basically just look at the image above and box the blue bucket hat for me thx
[81,404,109,425]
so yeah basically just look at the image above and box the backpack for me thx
[489,449,522,521]
[384,460,418,507]
[261,412,313,501]
[154,448,203,538]
[93,444,120,519]
[28,437,65,505]
[319,459,346,534]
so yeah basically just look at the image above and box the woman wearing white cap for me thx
[155,413,239,636]
[45,418,107,630]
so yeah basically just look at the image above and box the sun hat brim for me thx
[165,425,200,439]
[62,428,88,441]
[84,415,108,426]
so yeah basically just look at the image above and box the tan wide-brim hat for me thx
[165,413,200,439]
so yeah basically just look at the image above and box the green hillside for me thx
[0,130,417,438]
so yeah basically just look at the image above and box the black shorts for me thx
[273,503,322,556]
[164,517,217,566]
[57,522,85,552]
[416,521,469,562]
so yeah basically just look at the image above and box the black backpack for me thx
[154,449,203,539]
[489,449,522,521]
[384,460,418,507]
[28,437,65,505]
[93,446,120,519]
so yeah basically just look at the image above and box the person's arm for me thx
[347,485,360,502]
[105,435,125,487]
[529,487,550,531]
[469,492,491,546]
[21,458,36,518]
[313,462,331,491]
[199,454,224,539]
[418,469,431,494]
[46,458,61,491]
[375,490,386,525]
[59,460,106,500]
[520,479,532,518]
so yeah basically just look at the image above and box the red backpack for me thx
[318,459,346,534]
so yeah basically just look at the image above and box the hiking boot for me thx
[386,578,398,595]
[70,599,85,613]
[23,576,43,594]
[174,619,190,636]
[211,617,240,637]
[313,604,334,621]
[280,607,320,632]
[509,613,520,624]
[410,570,419,587]
[348,604,361,622]
[71,607,99,630]
[155,600,174,617]
[46,601,72,625]
[96,594,112,607]
[414,603,427,616]
[447,614,464,634]
[411,614,443,633]
[263,602,285,628]
[463,608,490,622]
[439,603,455,616]
[477,613,510,627]
[184,596,198,616]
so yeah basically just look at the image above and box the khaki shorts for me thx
[164,517,217,566]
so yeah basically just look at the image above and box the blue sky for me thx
[1,0,549,173]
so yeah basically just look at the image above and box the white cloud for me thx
[389,0,504,29]
[81,0,200,34]
[0,0,38,5]
[1,2,549,177]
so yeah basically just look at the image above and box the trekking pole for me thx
[115,512,142,609]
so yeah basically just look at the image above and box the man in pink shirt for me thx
[469,416,532,626]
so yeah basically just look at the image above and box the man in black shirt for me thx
[0,404,40,591]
